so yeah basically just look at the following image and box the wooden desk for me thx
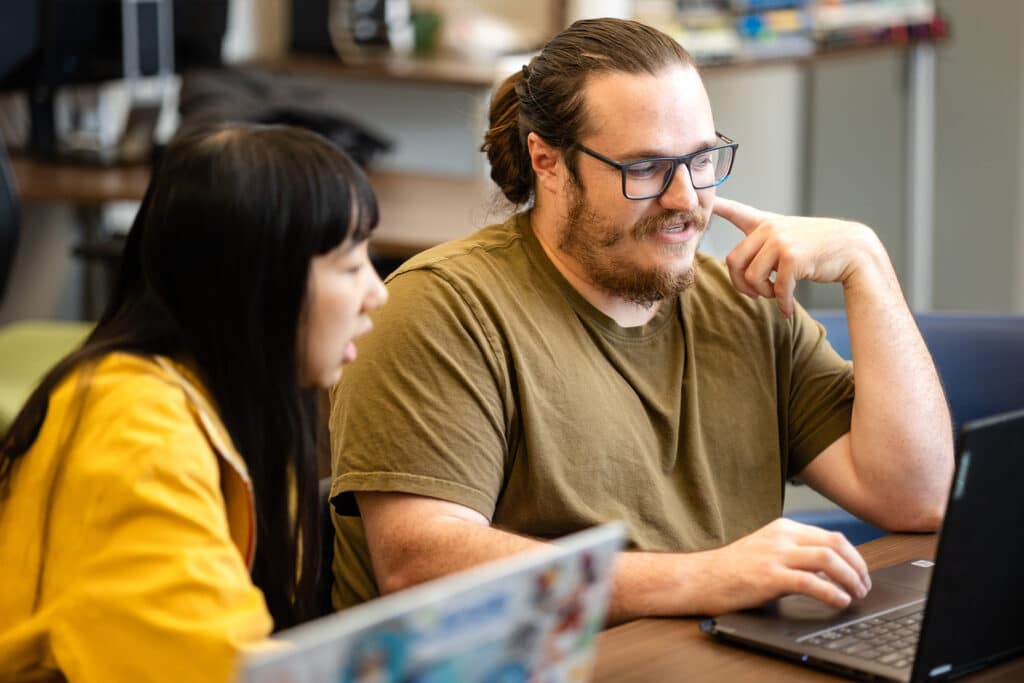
[10,155,503,259]
[591,534,1024,682]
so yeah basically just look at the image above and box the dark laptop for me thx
[702,408,1024,681]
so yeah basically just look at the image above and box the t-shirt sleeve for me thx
[784,303,855,477]
[330,266,510,520]
[50,387,272,683]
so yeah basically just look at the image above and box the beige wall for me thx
[1018,8,1024,313]
[932,0,1022,312]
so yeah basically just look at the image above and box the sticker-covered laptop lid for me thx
[240,522,625,683]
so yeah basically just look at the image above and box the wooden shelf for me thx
[11,154,504,259]
[255,53,506,89]
[256,35,946,90]
[11,154,151,206]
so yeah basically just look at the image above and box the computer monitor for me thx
[0,3,38,87]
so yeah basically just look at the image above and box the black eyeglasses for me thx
[574,133,738,200]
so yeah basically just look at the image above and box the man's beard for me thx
[557,186,707,308]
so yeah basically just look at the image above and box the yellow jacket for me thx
[0,353,273,682]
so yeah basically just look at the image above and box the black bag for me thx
[177,68,392,167]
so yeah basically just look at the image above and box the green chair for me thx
[0,321,93,432]
[0,143,93,434]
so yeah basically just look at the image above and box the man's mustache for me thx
[633,210,708,239]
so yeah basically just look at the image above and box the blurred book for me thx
[812,0,947,47]
[641,0,944,66]
[731,0,806,10]
[734,5,814,60]
[669,3,743,64]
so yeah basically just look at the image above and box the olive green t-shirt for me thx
[329,212,854,609]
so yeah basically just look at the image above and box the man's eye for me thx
[626,162,659,179]
[691,153,713,169]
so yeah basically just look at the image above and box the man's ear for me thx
[527,132,566,197]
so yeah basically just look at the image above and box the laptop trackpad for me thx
[762,579,927,636]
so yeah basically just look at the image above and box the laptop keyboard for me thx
[802,605,925,670]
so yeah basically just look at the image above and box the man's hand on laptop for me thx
[699,518,872,615]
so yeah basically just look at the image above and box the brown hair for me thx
[482,18,696,206]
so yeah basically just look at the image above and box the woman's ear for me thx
[527,132,567,198]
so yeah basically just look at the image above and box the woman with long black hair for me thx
[0,124,387,682]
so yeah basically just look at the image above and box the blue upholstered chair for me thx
[787,310,1024,544]
[808,310,1024,433]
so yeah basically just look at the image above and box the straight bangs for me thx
[297,133,379,255]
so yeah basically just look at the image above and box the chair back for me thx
[788,309,1024,543]
[0,141,20,303]
[314,476,335,618]
[811,310,1024,434]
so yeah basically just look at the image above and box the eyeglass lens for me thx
[624,146,734,198]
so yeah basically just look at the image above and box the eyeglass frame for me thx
[573,133,738,200]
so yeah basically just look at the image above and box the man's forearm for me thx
[842,239,954,529]
[710,197,952,528]
[370,517,862,627]
[369,515,717,624]
[370,516,545,595]
[608,550,719,624]
[360,497,872,625]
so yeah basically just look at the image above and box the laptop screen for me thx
[912,411,1024,679]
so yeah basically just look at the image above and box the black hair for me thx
[0,123,378,629]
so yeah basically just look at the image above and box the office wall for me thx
[1019,9,1024,314]
[806,0,1024,314]
[702,66,806,259]
[0,206,82,324]
[932,0,1022,313]
[801,51,908,311]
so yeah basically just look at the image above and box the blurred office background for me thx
[2,0,1020,323]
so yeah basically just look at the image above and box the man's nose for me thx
[658,163,700,212]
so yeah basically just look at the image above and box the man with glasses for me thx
[328,18,953,620]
